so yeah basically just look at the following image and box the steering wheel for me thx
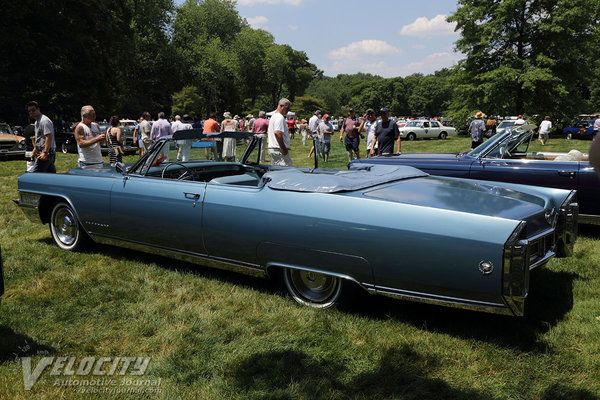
[161,162,193,180]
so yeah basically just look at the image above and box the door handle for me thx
[557,170,576,179]
[184,192,202,207]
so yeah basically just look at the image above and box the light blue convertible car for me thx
[14,130,578,316]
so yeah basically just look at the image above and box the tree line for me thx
[1,0,598,126]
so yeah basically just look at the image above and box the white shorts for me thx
[268,148,293,166]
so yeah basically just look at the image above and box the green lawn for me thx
[0,135,599,399]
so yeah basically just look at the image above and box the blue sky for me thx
[175,0,463,78]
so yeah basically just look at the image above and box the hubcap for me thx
[53,207,78,246]
[288,269,338,303]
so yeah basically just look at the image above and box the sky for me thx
[175,0,464,78]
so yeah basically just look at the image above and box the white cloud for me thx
[322,51,463,78]
[238,0,303,5]
[328,40,402,60]
[289,25,298,31]
[399,14,457,38]
[400,52,463,75]
[245,16,268,29]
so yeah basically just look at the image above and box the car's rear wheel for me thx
[406,133,416,141]
[439,131,448,140]
[49,202,87,251]
[282,268,343,308]
[566,133,573,140]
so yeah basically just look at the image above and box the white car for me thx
[399,120,457,140]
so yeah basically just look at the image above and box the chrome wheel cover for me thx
[52,206,78,247]
[284,269,342,308]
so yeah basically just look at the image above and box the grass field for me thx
[1,134,599,399]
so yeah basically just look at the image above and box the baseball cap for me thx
[348,108,354,112]
[314,110,321,115]
[518,115,522,118]
[365,108,375,115]
[380,107,390,113]
[323,114,330,119]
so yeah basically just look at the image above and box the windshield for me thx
[0,124,14,134]
[468,126,533,159]
[497,121,515,129]
[132,132,259,177]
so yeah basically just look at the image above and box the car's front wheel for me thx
[439,131,448,140]
[283,268,343,308]
[406,133,416,141]
[566,133,573,140]
[49,202,87,251]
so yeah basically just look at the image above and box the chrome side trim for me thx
[577,214,598,225]
[264,262,374,292]
[90,234,267,278]
[374,285,512,316]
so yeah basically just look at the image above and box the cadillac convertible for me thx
[15,130,578,316]
[353,124,598,224]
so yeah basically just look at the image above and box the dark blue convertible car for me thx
[352,124,599,225]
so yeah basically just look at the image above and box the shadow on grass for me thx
[578,224,600,240]
[69,241,281,296]
[0,325,56,363]
[42,240,576,352]
[344,267,577,352]
[226,346,494,400]
[227,348,599,400]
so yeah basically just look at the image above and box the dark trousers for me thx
[31,152,56,173]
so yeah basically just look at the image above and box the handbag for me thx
[107,128,124,156]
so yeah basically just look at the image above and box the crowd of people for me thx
[21,98,407,173]
[27,98,600,175]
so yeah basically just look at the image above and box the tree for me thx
[448,0,600,118]
[172,0,243,114]
[171,86,205,118]
[232,27,274,108]
[292,96,327,120]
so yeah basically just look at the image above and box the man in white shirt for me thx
[171,115,183,132]
[515,115,526,125]
[307,110,321,159]
[267,98,293,166]
[593,116,600,138]
[538,115,552,145]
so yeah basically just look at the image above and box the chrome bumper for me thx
[13,192,43,224]
[0,149,26,156]
[555,191,578,257]
[503,223,558,316]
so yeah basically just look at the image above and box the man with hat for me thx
[340,107,362,162]
[515,115,526,125]
[469,111,486,149]
[371,107,400,156]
